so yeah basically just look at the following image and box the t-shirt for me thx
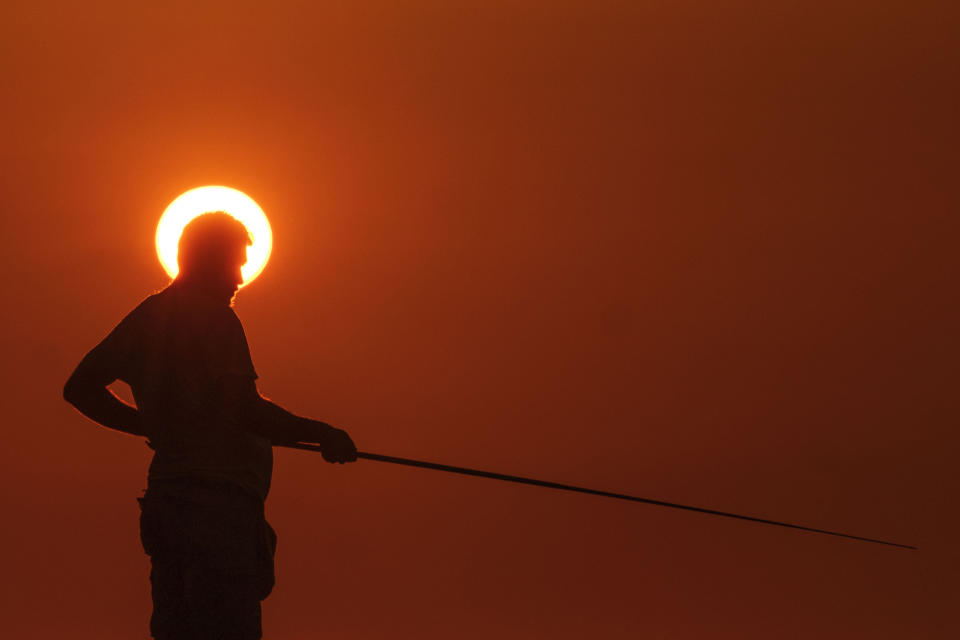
[80,282,273,500]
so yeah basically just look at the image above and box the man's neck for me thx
[170,275,233,307]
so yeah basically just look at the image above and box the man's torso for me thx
[105,283,272,500]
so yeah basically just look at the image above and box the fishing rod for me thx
[284,443,916,550]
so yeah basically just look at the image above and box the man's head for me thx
[176,212,252,304]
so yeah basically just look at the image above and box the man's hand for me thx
[311,422,358,464]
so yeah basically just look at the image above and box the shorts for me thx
[138,478,277,640]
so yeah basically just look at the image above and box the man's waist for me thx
[146,470,267,503]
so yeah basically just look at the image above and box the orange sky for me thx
[1,1,957,638]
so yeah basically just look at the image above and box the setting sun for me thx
[155,186,272,286]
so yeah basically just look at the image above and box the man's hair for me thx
[177,212,252,274]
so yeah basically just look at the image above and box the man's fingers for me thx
[322,449,352,464]
[319,428,357,463]
[335,432,357,462]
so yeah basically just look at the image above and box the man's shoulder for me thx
[107,290,160,329]
[120,288,172,325]
[132,285,233,318]
[119,286,247,346]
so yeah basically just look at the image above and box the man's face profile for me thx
[223,242,249,303]
[198,241,249,305]
[176,212,253,305]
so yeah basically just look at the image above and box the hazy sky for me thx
[1,1,956,638]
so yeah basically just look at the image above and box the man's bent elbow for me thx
[63,376,80,406]
[63,372,93,408]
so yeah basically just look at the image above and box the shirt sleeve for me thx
[73,309,138,385]
[205,309,258,380]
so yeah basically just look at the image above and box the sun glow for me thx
[156,186,272,287]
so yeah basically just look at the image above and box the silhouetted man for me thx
[64,212,357,640]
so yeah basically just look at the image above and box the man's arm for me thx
[63,364,144,438]
[218,375,357,463]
